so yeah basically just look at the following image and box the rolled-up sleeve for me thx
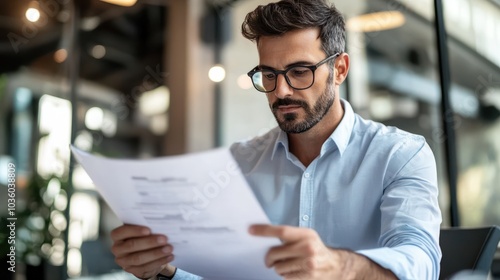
[171,269,203,280]
[357,138,442,280]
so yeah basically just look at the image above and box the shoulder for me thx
[353,115,429,156]
[352,115,434,179]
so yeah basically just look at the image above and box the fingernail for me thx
[142,228,150,235]
[248,226,255,234]
[162,246,171,254]
[157,236,167,244]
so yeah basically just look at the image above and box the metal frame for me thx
[433,0,460,227]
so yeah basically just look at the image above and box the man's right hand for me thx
[111,224,175,279]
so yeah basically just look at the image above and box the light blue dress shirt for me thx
[173,99,442,280]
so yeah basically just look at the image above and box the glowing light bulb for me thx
[100,0,137,7]
[209,65,226,83]
[54,49,68,63]
[26,7,41,22]
[91,45,106,59]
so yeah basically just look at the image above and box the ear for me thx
[334,53,350,86]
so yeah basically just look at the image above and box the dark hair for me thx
[241,0,346,57]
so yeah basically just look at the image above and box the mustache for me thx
[272,98,308,110]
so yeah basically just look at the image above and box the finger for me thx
[282,271,308,280]
[265,243,302,267]
[122,255,174,280]
[249,224,305,242]
[115,245,173,267]
[112,235,169,257]
[273,257,315,276]
[111,224,151,242]
[266,235,324,268]
[249,224,288,238]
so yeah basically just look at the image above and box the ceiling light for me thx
[139,86,170,116]
[81,17,100,31]
[347,11,406,33]
[26,1,41,22]
[26,8,40,22]
[54,49,67,63]
[85,107,104,130]
[209,65,226,83]
[237,74,253,90]
[99,0,137,7]
[91,45,106,59]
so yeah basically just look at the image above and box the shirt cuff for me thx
[356,245,437,280]
[171,268,203,280]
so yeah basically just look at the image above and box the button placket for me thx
[299,167,314,227]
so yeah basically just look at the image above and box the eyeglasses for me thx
[247,53,340,93]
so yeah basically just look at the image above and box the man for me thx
[110,0,442,279]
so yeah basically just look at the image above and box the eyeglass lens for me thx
[252,66,315,92]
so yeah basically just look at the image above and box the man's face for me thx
[257,28,335,134]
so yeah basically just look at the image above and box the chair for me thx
[439,225,500,279]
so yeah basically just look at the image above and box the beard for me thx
[271,75,335,134]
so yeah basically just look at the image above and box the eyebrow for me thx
[258,60,316,70]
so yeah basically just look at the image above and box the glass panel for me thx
[443,0,500,227]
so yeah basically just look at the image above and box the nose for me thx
[273,74,293,99]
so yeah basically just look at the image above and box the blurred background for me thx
[0,0,499,279]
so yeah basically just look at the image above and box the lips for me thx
[277,105,302,113]
[272,98,307,110]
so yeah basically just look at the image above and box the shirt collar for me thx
[270,98,355,160]
[325,98,355,157]
[271,129,289,160]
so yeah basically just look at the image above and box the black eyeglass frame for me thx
[247,53,340,93]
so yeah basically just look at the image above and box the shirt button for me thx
[302,215,309,221]
[304,173,310,178]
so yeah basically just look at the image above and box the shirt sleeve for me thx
[356,137,442,280]
[171,269,203,280]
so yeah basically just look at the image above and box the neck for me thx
[288,99,344,167]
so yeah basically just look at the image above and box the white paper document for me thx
[70,146,282,280]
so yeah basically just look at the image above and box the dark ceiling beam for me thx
[0,29,61,72]
[0,27,61,52]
